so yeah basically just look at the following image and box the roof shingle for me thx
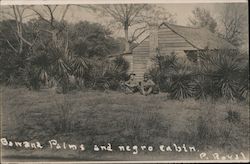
[161,23,236,50]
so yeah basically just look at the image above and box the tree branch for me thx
[6,40,18,53]
[60,5,70,22]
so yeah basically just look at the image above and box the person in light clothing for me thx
[139,73,156,96]
[123,73,138,94]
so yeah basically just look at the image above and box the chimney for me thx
[147,22,159,70]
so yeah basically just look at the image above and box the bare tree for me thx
[1,5,73,88]
[1,5,67,56]
[27,5,71,50]
[90,4,175,52]
[218,4,248,48]
[1,6,36,54]
[188,7,217,33]
[1,5,71,52]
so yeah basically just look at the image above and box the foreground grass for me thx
[1,86,249,161]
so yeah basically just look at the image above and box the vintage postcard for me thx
[0,0,249,163]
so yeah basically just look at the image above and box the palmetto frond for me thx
[71,56,89,78]
[199,50,243,100]
[170,66,196,100]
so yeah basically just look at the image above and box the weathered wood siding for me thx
[131,25,197,81]
[158,27,196,54]
[132,37,150,81]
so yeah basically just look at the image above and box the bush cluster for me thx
[0,20,128,92]
[149,50,249,101]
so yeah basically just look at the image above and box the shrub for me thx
[149,53,178,92]
[199,50,244,101]
[1,19,124,92]
[87,56,129,90]
[151,49,248,101]
[169,64,196,99]
[51,99,77,133]
[193,75,213,100]
[150,53,197,99]
[22,65,42,90]
[104,56,129,90]
[239,62,249,99]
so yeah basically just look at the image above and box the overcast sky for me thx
[58,3,228,37]
[63,4,219,25]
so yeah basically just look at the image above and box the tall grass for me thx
[2,87,248,157]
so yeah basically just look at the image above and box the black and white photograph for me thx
[0,0,249,163]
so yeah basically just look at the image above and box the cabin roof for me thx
[133,23,236,51]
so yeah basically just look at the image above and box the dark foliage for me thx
[89,56,129,90]
[150,49,249,101]
[149,53,178,92]
[0,19,126,92]
[170,68,196,100]
[199,50,245,100]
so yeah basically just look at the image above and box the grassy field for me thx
[1,86,249,161]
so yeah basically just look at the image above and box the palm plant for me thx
[239,62,249,99]
[26,51,51,86]
[71,56,89,78]
[193,75,212,100]
[199,50,242,100]
[150,53,179,92]
[70,55,90,88]
[90,56,129,90]
[170,64,196,100]
[150,53,197,99]
[38,43,71,93]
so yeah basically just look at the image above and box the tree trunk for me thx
[124,25,130,53]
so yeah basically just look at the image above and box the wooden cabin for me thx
[123,23,236,81]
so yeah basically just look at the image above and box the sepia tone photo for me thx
[0,0,249,163]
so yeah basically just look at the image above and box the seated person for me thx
[139,73,156,96]
[123,73,138,94]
